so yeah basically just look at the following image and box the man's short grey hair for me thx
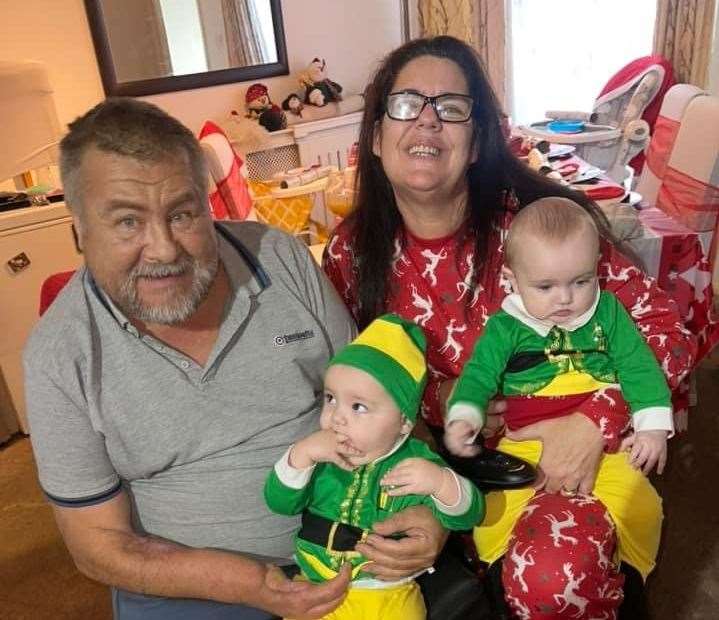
[59,97,208,216]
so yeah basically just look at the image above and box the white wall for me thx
[0,0,402,134]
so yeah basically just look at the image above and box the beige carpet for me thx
[1,356,718,619]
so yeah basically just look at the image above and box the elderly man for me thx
[24,98,443,620]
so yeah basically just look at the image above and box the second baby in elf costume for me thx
[264,314,484,620]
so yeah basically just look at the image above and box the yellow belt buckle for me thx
[326,521,340,553]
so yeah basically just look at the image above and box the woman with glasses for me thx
[322,36,695,618]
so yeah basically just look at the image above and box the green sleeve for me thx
[264,466,313,516]
[602,292,672,412]
[447,314,516,423]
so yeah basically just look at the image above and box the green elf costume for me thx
[447,288,672,579]
[264,314,484,620]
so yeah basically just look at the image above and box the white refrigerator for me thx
[0,203,82,440]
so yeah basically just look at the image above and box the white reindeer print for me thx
[605,264,638,283]
[409,284,434,327]
[592,385,618,408]
[553,563,588,617]
[588,536,611,570]
[630,292,652,318]
[569,494,597,508]
[506,595,532,620]
[597,580,623,602]
[326,235,342,262]
[647,333,668,348]
[391,238,410,276]
[456,253,483,306]
[545,511,579,547]
[438,319,467,363]
[521,503,540,519]
[420,248,448,286]
[510,543,535,593]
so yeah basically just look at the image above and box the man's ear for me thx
[71,214,84,253]
[501,265,517,292]
[372,121,382,157]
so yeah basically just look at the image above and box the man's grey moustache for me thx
[132,262,190,279]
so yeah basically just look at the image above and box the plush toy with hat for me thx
[244,82,287,132]
[300,58,343,107]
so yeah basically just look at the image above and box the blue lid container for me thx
[547,119,585,134]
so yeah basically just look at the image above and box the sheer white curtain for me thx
[509,0,657,125]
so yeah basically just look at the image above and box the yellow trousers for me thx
[474,438,663,579]
[285,581,424,620]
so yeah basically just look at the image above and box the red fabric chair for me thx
[39,270,75,316]
[198,121,254,221]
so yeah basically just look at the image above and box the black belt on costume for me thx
[299,511,367,552]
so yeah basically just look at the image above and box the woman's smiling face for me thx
[373,55,476,202]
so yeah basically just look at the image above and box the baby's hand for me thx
[381,458,445,497]
[289,429,363,470]
[444,420,480,457]
[621,430,668,475]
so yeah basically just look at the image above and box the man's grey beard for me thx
[117,253,219,325]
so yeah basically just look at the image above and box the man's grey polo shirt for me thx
[24,222,354,561]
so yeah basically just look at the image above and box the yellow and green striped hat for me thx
[328,314,427,421]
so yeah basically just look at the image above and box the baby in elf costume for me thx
[264,314,484,620]
[446,197,672,588]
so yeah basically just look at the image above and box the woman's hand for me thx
[506,412,603,495]
[355,505,447,581]
[482,399,507,439]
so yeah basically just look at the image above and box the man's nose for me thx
[143,221,179,263]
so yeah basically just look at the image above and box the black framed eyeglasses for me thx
[385,91,474,123]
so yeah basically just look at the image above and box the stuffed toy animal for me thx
[281,93,304,117]
[300,58,343,107]
[245,83,287,132]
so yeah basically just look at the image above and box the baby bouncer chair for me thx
[520,56,675,185]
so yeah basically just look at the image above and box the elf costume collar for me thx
[501,286,601,337]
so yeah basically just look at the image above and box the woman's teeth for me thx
[408,144,439,157]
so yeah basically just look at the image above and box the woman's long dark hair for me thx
[349,36,616,329]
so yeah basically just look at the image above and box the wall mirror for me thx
[84,0,288,97]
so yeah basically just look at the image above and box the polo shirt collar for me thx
[501,287,601,337]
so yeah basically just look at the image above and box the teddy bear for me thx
[281,93,304,117]
[244,83,287,132]
[300,58,343,107]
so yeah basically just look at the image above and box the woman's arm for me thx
[599,244,697,387]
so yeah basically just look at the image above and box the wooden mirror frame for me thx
[84,0,289,97]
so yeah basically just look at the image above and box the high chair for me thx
[520,56,674,185]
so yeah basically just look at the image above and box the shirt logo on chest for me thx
[273,329,315,347]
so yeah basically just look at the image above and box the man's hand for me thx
[259,562,350,619]
[355,505,446,581]
[506,412,603,495]
[289,429,363,470]
[620,430,668,475]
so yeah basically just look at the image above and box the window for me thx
[509,0,657,125]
